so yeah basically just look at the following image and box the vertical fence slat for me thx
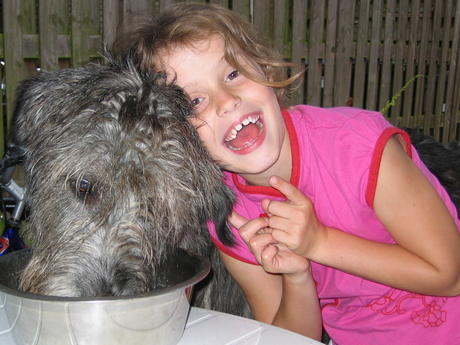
[306,0,324,106]
[104,0,158,51]
[379,0,395,113]
[323,0,338,108]
[71,0,102,67]
[402,0,421,128]
[446,1,460,142]
[333,1,355,106]
[413,0,431,128]
[273,0,288,57]
[39,0,70,72]
[353,0,370,109]
[3,0,37,131]
[424,0,444,139]
[253,0,272,40]
[291,0,307,104]
[103,0,121,49]
[450,48,460,141]
[210,0,231,7]
[390,1,408,127]
[366,0,383,111]
[158,0,177,10]
[231,0,251,22]
[122,0,156,15]
[434,1,453,141]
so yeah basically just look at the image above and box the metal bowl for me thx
[0,249,210,345]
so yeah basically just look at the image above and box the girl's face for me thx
[162,36,291,185]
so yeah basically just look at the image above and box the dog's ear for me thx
[9,67,100,150]
[209,182,236,247]
[181,126,236,247]
[9,74,46,148]
[10,70,77,149]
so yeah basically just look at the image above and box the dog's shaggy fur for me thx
[10,58,250,317]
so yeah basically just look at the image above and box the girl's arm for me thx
[341,135,460,294]
[219,249,322,340]
[267,136,460,296]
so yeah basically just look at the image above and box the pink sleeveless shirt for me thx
[208,105,460,344]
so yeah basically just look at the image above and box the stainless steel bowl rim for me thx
[0,250,210,303]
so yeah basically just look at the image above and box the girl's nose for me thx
[216,88,241,117]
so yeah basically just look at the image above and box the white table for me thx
[1,306,324,344]
[178,308,324,344]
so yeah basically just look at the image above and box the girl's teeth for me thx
[228,129,238,140]
[226,115,260,142]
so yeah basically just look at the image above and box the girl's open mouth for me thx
[225,114,264,151]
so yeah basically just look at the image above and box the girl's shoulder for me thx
[287,104,389,131]
[286,105,394,154]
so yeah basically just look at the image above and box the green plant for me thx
[380,75,423,114]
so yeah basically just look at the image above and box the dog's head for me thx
[11,59,234,296]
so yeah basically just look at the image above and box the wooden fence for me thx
[0,0,459,157]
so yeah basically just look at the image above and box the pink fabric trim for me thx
[211,236,259,265]
[366,127,412,208]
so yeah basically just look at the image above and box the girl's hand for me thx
[229,211,310,276]
[261,176,328,259]
[258,239,311,277]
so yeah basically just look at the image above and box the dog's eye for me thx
[77,179,91,194]
[71,178,100,206]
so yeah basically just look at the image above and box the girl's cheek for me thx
[186,117,211,142]
[196,126,214,145]
[187,116,206,129]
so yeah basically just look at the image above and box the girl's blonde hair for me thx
[110,2,303,102]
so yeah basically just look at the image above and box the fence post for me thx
[39,0,71,72]
[3,0,37,143]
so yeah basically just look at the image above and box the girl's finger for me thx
[248,233,277,262]
[234,217,270,245]
[249,233,277,249]
[260,244,280,269]
[268,175,310,206]
[227,210,249,229]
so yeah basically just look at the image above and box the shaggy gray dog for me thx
[10,58,249,317]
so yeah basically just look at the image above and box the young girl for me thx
[110,3,460,344]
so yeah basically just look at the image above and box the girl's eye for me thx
[225,69,240,82]
[191,97,204,107]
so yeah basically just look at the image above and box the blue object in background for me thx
[0,227,27,256]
